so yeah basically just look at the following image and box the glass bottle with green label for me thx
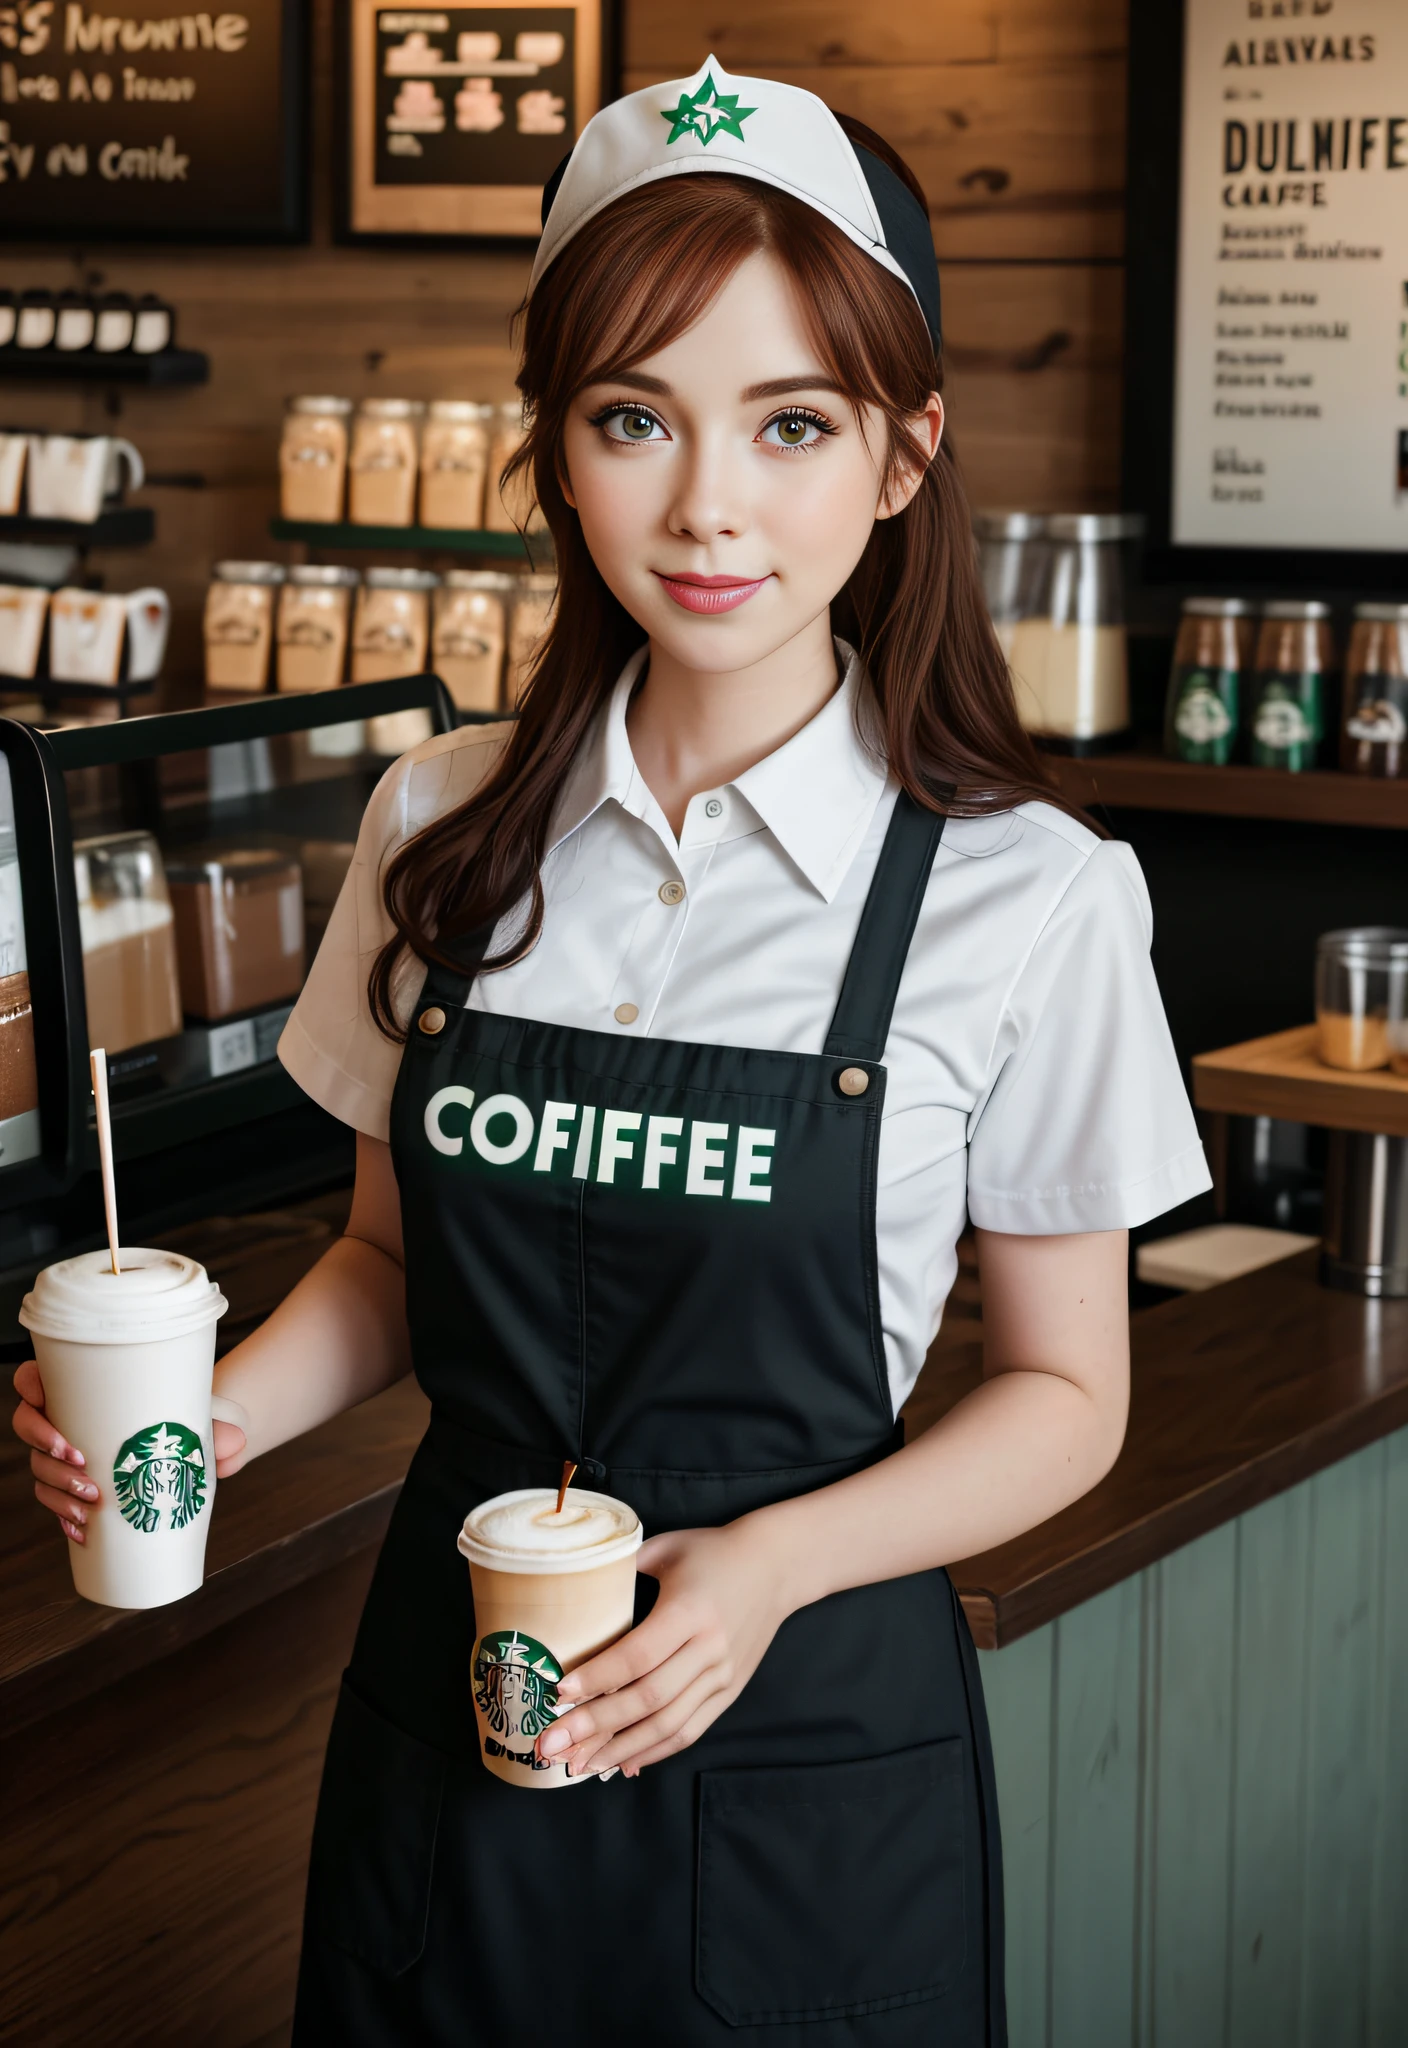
[1340,602,1408,779]
[1164,597,1251,765]
[1247,600,1335,772]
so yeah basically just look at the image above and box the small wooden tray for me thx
[1192,1024,1408,1136]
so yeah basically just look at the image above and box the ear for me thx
[876,394,944,521]
[558,448,577,512]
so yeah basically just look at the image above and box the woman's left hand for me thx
[536,1520,791,1779]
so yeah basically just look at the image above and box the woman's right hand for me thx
[11,1359,100,1545]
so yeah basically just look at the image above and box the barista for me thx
[14,60,1209,2047]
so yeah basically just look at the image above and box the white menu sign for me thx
[1172,0,1408,551]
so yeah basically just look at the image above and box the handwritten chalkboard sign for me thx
[345,0,604,239]
[0,0,307,240]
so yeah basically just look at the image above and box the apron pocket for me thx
[307,1676,447,1978]
[696,1739,966,2026]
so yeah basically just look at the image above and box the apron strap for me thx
[418,924,496,1010]
[823,787,950,1064]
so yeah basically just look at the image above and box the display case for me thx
[0,673,457,1341]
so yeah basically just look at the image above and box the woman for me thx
[15,60,1209,2046]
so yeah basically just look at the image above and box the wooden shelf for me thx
[0,346,207,386]
[1193,1024,1408,1136]
[0,507,154,547]
[1048,750,1408,830]
[270,517,546,559]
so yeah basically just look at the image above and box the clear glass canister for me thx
[433,569,510,712]
[420,401,493,530]
[276,565,359,693]
[279,397,353,524]
[1316,928,1408,1072]
[1034,513,1141,747]
[73,830,183,1054]
[166,848,305,1021]
[1340,602,1408,779]
[1164,597,1253,766]
[974,512,1048,731]
[504,571,558,706]
[348,399,425,528]
[203,561,286,694]
[1249,600,1335,772]
[351,567,437,683]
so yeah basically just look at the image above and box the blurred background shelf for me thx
[0,347,208,386]
[0,508,154,547]
[1193,1025,1408,1137]
[1048,749,1408,830]
[269,517,544,559]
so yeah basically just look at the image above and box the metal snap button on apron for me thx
[418,1006,447,1036]
[658,879,685,906]
[614,1003,639,1025]
[836,1066,870,1097]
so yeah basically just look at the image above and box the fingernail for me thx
[598,1767,620,1783]
[556,1677,580,1698]
[539,1725,570,1757]
[62,1520,82,1543]
[67,1503,86,1526]
[67,1448,85,1468]
[72,1479,97,1500]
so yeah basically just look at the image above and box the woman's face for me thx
[561,248,941,675]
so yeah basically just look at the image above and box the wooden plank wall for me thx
[0,0,1125,689]
[978,1424,1408,2048]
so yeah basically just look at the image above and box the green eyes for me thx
[590,404,834,450]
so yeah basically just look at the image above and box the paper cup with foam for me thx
[20,1247,241,1609]
[457,1486,643,1789]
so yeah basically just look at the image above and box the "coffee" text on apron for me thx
[423,1088,775,1202]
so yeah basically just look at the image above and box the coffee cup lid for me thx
[20,1247,228,1344]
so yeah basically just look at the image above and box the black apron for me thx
[293,790,1006,2046]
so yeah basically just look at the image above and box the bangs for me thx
[521,175,933,421]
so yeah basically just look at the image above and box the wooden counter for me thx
[4,1247,1403,1727]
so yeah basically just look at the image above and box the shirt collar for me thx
[547,639,889,903]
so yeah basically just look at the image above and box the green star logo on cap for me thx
[661,73,756,148]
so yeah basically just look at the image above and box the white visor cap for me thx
[530,55,924,324]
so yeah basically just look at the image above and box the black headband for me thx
[538,142,942,355]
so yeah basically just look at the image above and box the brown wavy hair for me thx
[370,123,1070,1039]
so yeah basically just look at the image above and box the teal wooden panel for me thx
[1049,1574,1145,2048]
[1300,1441,1385,2047]
[1369,1427,1408,2047]
[1150,1522,1237,2047]
[979,1627,1054,2048]
[1227,1484,1311,2048]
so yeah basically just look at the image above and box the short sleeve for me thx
[965,840,1211,1234]
[277,724,511,1142]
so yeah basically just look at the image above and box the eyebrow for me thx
[583,372,847,402]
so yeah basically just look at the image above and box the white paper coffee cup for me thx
[20,1248,237,1610]
[457,1486,643,1790]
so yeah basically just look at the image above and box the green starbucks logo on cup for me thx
[113,1420,208,1535]
[474,1629,563,1745]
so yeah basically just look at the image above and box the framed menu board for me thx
[1125,0,1408,584]
[0,0,307,240]
[341,0,608,240]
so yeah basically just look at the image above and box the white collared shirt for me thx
[280,644,1210,1413]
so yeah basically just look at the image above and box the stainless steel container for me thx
[1321,1130,1408,1298]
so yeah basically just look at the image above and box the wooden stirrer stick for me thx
[90,1049,121,1276]
[555,1459,577,1516]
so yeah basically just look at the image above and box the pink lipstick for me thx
[654,572,771,615]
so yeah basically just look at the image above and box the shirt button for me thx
[836,1066,870,1097]
[658,880,685,906]
[614,1003,639,1025]
[704,798,723,820]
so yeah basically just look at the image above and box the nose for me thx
[665,427,747,546]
